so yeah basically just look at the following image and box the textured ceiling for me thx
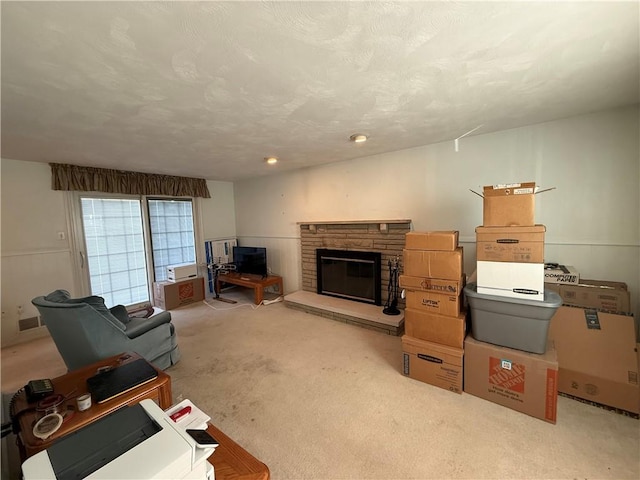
[1,1,638,181]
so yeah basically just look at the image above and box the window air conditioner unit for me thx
[167,263,197,282]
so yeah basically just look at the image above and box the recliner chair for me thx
[31,290,181,371]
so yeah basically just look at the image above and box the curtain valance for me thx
[50,163,210,198]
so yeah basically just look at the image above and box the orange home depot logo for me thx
[178,282,194,300]
[488,357,525,393]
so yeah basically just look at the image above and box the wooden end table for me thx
[207,423,270,480]
[12,352,171,461]
[217,272,284,305]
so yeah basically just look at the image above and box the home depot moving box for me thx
[482,182,536,227]
[464,335,559,423]
[153,277,205,310]
[404,309,467,348]
[475,225,545,263]
[546,280,630,313]
[401,335,463,394]
[405,231,459,251]
[548,305,639,414]
[403,248,463,280]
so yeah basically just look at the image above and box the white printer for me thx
[167,263,198,282]
[21,399,215,480]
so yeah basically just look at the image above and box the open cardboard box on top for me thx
[470,182,555,227]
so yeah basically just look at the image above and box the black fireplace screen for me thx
[316,249,382,305]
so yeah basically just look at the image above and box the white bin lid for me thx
[464,282,562,308]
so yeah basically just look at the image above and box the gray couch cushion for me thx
[109,304,132,325]
[125,311,172,339]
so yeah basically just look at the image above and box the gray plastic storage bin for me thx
[464,282,562,354]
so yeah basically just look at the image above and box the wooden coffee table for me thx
[12,352,171,461]
[217,272,284,305]
[207,423,270,480]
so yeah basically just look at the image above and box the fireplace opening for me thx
[316,249,382,305]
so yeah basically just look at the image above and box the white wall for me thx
[234,106,640,320]
[0,159,74,346]
[200,180,237,241]
[0,160,236,346]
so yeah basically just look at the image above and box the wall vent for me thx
[18,316,41,331]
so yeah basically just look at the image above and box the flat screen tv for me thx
[232,246,268,277]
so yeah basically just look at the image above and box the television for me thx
[232,246,268,278]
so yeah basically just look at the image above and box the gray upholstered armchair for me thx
[31,290,180,371]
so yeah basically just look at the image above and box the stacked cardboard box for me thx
[464,182,561,423]
[399,231,465,394]
[471,183,557,352]
[464,336,559,424]
[547,280,639,415]
[544,264,580,285]
[545,279,629,312]
[476,183,545,301]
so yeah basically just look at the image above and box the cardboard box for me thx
[482,182,536,227]
[464,335,559,423]
[548,305,639,414]
[399,275,465,296]
[404,309,467,348]
[546,280,630,314]
[475,225,545,263]
[403,248,464,280]
[402,335,464,394]
[476,260,544,301]
[153,277,204,310]
[405,289,462,317]
[405,231,459,251]
[543,265,580,285]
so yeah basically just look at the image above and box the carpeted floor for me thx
[2,289,639,479]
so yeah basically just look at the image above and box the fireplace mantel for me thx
[298,219,411,234]
[298,220,411,225]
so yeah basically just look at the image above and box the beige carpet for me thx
[2,289,639,479]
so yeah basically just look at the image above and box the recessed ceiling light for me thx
[349,134,367,143]
[265,157,278,165]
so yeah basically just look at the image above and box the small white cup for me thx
[77,393,92,411]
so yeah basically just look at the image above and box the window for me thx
[76,195,198,307]
[148,199,196,282]
[80,198,149,306]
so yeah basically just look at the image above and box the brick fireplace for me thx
[284,220,411,335]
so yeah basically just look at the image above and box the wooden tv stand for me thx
[217,272,283,305]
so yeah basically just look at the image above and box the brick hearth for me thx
[284,219,411,335]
